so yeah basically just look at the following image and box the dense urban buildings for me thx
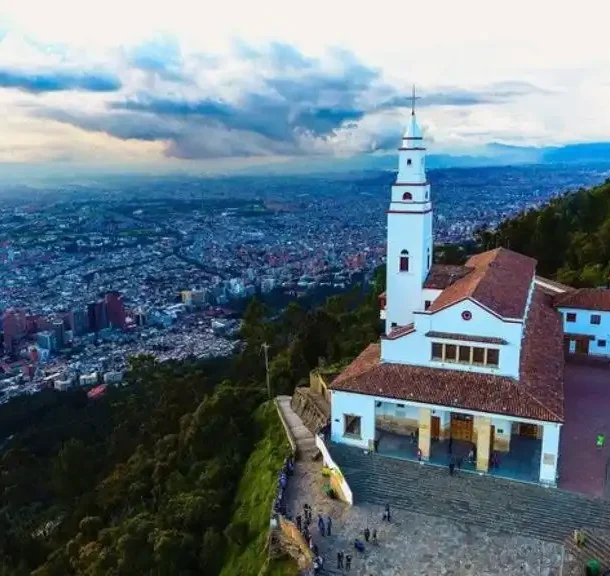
[1,164,609,403]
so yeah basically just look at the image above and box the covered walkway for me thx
[376,429,542,483]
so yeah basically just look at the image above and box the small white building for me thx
[329,105,566,486]
[555,289,610,357]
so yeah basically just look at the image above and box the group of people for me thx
[446,444,500,475]
[273,456,295,516]
[295,504,333,574]
[334,503,389,571]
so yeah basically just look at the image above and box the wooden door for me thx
[451,415,473,442]
[490,426,495,453]
[520,423,538,438]
[431,416,440,440]
[563,336,571,355]
[576,338,590,355]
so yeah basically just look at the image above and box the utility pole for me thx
[261,342,271,399]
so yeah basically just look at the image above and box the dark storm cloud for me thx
[105,44,379,148]
[378,81,547,110]
[37,41,546,159]
[0,69,122,93]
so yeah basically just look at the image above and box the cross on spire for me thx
[410,85,421,116]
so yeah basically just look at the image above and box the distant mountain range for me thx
[1,142,609,184]
[252,141,610,175]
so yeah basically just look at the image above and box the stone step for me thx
[333,447,604,512]
[345,465,606,519]
[349,488,569,542]
[346,467,606,528]
[329,444,610,543]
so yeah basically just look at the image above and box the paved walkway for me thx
[276,395,317,458]
[278,396,569,575]
[560,363,610,497]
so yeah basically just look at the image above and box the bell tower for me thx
[384,87,433,333]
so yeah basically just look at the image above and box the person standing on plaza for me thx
[326,515,332,537]
[345,553,352,571]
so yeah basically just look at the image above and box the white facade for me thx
[382,297,525,378]
[330,388,561,485]
[539,422,561,485]
[330,390,376,450]
[385,112,433,332]
[558,307,610,357]
[332,106,565,487]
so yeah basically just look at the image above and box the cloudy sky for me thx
[0,0,608,169]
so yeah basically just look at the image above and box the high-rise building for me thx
[37,330,56,351]
[72,306,89,336]
[2,309,26,355]
[135,310,147,326]
[52,319,65,349]
[87,302,97,332]
[87,300,109,332]
[105,292,126,330]
[95,299,109,331]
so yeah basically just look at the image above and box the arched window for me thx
[400,249,409,272]
[402,192,412,201]
[407,158,412,166]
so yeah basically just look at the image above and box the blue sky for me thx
[0,0,608,169]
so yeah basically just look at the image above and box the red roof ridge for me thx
[427,248,537,319]
[330,287,564,423]
[554,287,610,312]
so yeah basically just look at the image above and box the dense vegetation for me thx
[0,276,384,575]
[3,176,609,574]
[476,178,610,286]
[219,402,293,576]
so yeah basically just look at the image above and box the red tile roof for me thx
[87,384,108,399]
[427,248,537,319]
[554,288,610,312]
[331,287,564,422]
[423,264,472,290]
[382,323,415,340]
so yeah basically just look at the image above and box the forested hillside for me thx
[476,178,610,286]
[0,278,383,575]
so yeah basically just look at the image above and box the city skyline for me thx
[0,0,609,172]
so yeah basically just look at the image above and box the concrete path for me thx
[276,395,317,459]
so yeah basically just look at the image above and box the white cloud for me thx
[0,0,609,165]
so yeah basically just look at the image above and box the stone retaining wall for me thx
[291,385,329,435]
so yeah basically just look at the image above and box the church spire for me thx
[411,84,417,116]
[403,85,423,140]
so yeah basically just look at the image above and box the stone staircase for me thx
[330,443,610,544]
[276,395,318,459]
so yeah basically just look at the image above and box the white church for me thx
[328,103,610,486]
